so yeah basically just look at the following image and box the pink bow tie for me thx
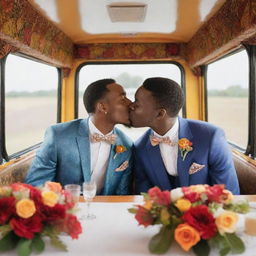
[150,135,174,146]
[90,133,117,144]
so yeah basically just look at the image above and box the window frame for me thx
[0,53,62,163]
[74,61,186,119]
[204,47,256,159]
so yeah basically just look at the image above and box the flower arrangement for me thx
[0,182,82,256]
[129,185,250,256]
[178,138,193,160]
[113,145,127,159]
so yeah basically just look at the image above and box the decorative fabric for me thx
[90,133,117,144]
[150,135,175,147]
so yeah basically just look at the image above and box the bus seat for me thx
[0,153,34,186]
[232,152,256,195]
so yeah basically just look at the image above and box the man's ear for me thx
[156,108,167,120]
[96,102,107,114]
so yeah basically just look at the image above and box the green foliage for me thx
[0,225,12,239]
[210,232,245,256]
[208,85,248,97]
[193,239,210,256]
[128,208,137,214]
[148,226,173,254]
[42,226,67,251]
[31,235,45,253]
[224,200,250,214]
[224,233,245,254]
[0,232,19,251]
[17,239,32,256]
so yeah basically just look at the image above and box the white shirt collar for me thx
[153,118,179,141]
[88,117,113,136]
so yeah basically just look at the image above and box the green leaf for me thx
[224,233,245,254]
[209,233,230,256]
[128,208,137,214]
[148,226,173,254]
[193,240,210,256]
[0,225,12,238]
[16,239,32,256]
[49,235,67,251]
[31,235,45,253]
[0,232,19,251]
[220,247,230,256]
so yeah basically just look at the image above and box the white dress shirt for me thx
[88,118,112,193]
[153,119,179,176]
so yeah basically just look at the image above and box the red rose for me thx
[10,215,42,239]
[41,203,66,222]
[61,214,82,239]
[148,187,170,206]
[0,197,15,224]
[205,184,225,203]
[182,205,217,239]
[135,205,153,227]
[182,187,200,203]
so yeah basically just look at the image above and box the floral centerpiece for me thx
[129,185,250,256]
[0,182,82,256]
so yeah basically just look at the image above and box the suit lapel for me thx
[146,130,171,190]
[103,128,124,195]
[177,117,193,187]
[76,118,91,182]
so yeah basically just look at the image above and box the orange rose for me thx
[174,223,200,251]
[44,181,62,193]
[178,138,192,149]
[114,145,127,159]
[115,145,127,153]
[16,199,36,218]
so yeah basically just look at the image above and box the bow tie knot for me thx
[150,135,175,146]
[90,133,117,144]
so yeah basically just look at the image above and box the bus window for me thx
[206,50,249,149]
[5,54,59,156]
[77,63,183,141]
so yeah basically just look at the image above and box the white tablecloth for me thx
[3,202,256,256]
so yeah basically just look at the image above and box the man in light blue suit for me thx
[26,79,133,195]
[129,77,240,195]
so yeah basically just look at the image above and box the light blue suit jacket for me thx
[25,119,133,195]
[134,117,240,195]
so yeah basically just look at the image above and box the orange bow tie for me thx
[150,135,174,146]
[90,133,117,144]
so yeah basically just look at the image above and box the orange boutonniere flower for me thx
[178,138,193,161]
[113,145,127,159]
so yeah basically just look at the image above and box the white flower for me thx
[170,187,184,202]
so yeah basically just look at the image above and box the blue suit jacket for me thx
[25,119,133,195]
[134,117,240,195]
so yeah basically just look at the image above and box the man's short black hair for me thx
[142,77,184,117]
[83,78,115,113]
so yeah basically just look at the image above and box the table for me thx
[3,196,256,256]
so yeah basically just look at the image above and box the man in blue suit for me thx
[129,77,240,195]
[26,79,133,195]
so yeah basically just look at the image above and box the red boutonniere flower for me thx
[178,138,193,161]
[113,145,127,159]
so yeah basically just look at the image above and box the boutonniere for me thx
[113,145,127,159]
[178,138,193,161]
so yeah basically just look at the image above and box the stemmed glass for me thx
[82,180,97,220]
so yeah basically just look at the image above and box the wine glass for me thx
[83,180,97,220]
